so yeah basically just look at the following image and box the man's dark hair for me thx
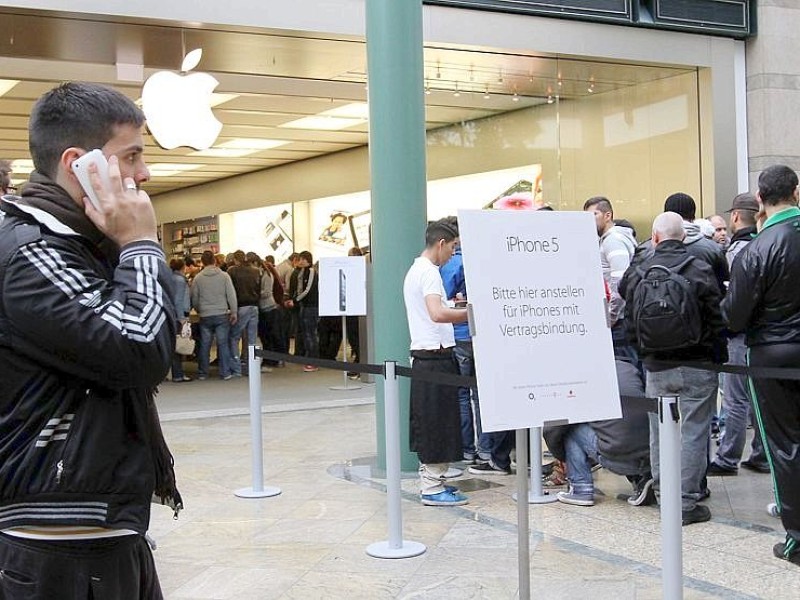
[201,250,216,266]
[425,216,458,247]
[233,250,246,265]
[265,255,275,264]
[169,258,185,272]
[664,192,696,221]
[758,165,799,206]
[28,82,145,178]
[299,250,313,264]
[583,196,613,216]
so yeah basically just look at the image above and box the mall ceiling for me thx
[0,9,694,196]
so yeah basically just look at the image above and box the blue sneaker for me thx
[421,489,468,506]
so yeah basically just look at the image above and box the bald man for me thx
[619,212,727,526]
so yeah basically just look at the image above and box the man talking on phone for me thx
[0,82,181,598]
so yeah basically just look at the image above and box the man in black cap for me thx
[662,192,729,293]
[724,165,800,566]
[708,193,769,476]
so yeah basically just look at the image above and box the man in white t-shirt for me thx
[403,217,471,506]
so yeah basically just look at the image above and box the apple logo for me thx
[142,49,223,150]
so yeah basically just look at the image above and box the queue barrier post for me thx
[366,360,426,559]
[515,428,531,600]
[234,345,281,499]
[513,427,558,505]
[659,395,683,600]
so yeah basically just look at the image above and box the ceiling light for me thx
[148,163,204,178]
[0,79,19,97]
[453,84,460,98]
[483,85,490,100]
[512,91,520,102]
[11,159,34,174]
[192,138,288,158]
[547,95,554,104]
[280,116,364,131]
[325,102,369,119]
[280,102,369,131]
[425,80,431,95]
[587,83,595,93]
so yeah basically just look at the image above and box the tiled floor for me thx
[151,363,798,599]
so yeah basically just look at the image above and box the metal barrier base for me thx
[366,540,426,559]
[234,486,282,499]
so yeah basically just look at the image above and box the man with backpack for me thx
[619,211,727,525]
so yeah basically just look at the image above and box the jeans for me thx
[300,305,319,359]
[229,305,259,375]
[198,314,233,378]
[647,366,718,511]
[611,319,640,367]
[564,423,599,495]
[453,341,479,459]
[715,335,767,469]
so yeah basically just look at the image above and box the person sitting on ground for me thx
[553,359,653,507]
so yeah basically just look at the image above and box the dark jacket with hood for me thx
[619,239,727,369]
[633,221,729,294]
[0,172,182,534]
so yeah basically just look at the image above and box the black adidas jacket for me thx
[0,181,181,534]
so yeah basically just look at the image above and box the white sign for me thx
[318,256,367,316]
[458,209,620,431]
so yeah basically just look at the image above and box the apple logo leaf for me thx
[182,49,203,73]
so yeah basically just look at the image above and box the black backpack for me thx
[631,257,702,352]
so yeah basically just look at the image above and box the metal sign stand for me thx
[330,315,362,391]
[234,345,282,499]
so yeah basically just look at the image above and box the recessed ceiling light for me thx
[279,102,369,131]
[280,116,364,131]
[325,102,369,119]
[0,79,19,97]
[192,138,288,157]
[148,163,204,177]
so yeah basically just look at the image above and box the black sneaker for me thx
[707,462,738,476]
[682,505,711,526]
[741,460,771,474]
[468,461,511,476]
[773,539,800,566]
[628,478,656,506]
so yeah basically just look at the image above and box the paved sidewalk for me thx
[150,369,796,599]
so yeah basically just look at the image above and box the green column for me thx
[366,0,427,471]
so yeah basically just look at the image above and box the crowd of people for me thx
[406,177,800,568]
[168,247,362,380]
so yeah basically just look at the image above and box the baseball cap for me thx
[725,193,759,213]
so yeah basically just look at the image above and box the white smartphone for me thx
[71,149,110,211]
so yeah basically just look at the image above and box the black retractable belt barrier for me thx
[255,349,800,389]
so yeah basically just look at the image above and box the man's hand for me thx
[82,155,158,247]
[229,313,238,325]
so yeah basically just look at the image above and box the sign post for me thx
[319,256,367,390]
[458,209,620,598]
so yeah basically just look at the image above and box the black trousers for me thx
[749,343,800,541]
[0,533,162,600]
[409,351,462,464]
